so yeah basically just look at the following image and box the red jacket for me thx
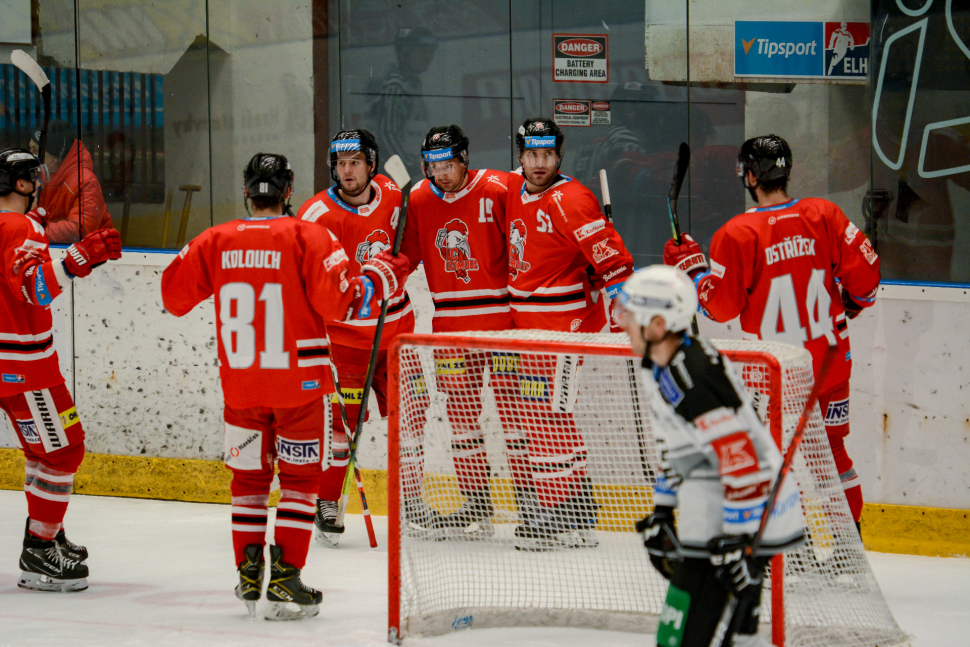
[41,140,114,244]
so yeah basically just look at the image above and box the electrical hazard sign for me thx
[553,99,591,127]
[554,34,608,83]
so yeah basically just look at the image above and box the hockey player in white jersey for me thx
[617,265,805,647]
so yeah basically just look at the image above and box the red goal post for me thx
[387,331,909,647]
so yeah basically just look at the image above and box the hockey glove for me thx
[362,250,412,301]
[636,505,679,580]
[840,287,865,320]
[63,228,123,278]
[26,207,49,228]
[708,535,764,601]
[663,233,708,278]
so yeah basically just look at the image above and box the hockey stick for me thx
[11,50,51,203]
[599,169,652,483]
[667,142,690,244]
[665,143,700,336]
[336,154,412,548]
[709,345,838,647]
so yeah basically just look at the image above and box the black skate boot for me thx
[436,488,495,540]
[24,518,88,563]
[514,480,599,552]
[264,545,321,621]
[514,486,541,525]
[313,499,344,548]
[19,532,89,592]
[402,497,443,540]
[235,544,265,618]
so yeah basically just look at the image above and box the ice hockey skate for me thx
[435,488,494,540]
[313,499,344,548]
[19,532,89,592]
[24,518,88,563]
[513,481,599,552]
[234,544,265,618]
[402,496,443,540]
[264,545,321,621]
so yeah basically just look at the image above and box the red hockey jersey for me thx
[0,211,66,397]
[161,216,379,409]
[506,172,633,332]
[297,173,414,350]
[400,169,511,332]
[697,197,880,393]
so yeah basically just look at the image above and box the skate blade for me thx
[436,520,496,542]
[403,523,440,541]
[313,527,341,548]
[515,530,598,552]
[18,571,88,593]
[264,601,320,621]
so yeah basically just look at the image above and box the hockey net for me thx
[387,331,909,647]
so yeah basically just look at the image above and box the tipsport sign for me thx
[735,21,869,80]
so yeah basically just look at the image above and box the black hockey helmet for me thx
[421,125,470,179]
[329,129,380,183]
[737,134,792,188]
[0,148,42,197]
[243,152,294,203]
[515,118,564,164]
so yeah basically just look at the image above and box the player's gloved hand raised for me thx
[26,207,48,228]
[708,534,763,601]
[63,228,123,278]
[663,233,708,278]
[636,505,679,580]
[362,250,412,301]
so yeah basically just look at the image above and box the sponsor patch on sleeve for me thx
[859,238,878,265]
[710,259,726,279]
[591,239,618,264]
[844,222,860,245]
[572,219,606,242]
[324,248,350,271]
[302,200,330,223]
[178,244,190,259]
[658,367,684,407]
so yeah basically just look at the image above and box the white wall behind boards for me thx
[2,252,967,511]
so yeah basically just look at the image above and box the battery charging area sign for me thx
[554,34,608,83]
[735,21,869,80]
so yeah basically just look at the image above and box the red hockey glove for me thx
[63,228,123,278]
[362,250,412,301]
[26,207,49,228]
[663,233,708,277]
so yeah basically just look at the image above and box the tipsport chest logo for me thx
[435,218,479,284]
[508,219,532,279]
[356,229,390,268]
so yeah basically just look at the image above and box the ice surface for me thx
[0,490,966,646]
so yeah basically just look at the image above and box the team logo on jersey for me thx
[435,219,479,284]
[509,219,532,278]
[356,230,391,268]
[591,239,618,264]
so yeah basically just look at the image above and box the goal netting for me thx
[387,331,909,647]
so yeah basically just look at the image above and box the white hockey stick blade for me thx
[11,50,50,89]
[383,154,411,191]
[598,169,611,206]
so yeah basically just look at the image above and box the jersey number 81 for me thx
[219,282,289,369]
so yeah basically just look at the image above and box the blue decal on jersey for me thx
[34,268,53,305]
[658,367,685,407]
[326,186,361,215]
[524,136,556,148]
[330,139,361,153]
[655,476,677,497]
[2,373,25,383]
[845,351,851,362]
[302,380,321,391]
[357,276,375,319]
[423,148,454,162]
[752,198,800,212]
[724,501,765,525]
[605,279,625,298]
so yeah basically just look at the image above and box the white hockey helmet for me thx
[619,265,698,333]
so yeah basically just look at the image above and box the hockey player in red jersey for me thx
[297,130,415,548]
[664,134,880,530]
[161,153,410,619]
[501,118,635,551]
[398,125,531,538]
[0,148,122,592]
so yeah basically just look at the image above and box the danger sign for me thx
[554,34,608,83]
[553,99,591,127]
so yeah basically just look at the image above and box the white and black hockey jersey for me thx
[643,335,806,557]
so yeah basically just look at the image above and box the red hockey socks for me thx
[527,415,588,508]
[274,481,317,569]
[24,443,84,540]
[450,423,491,493]
[231,492,270,566]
